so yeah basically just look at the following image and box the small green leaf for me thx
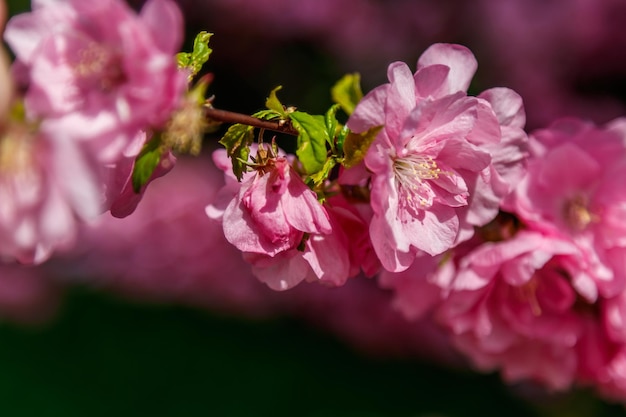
[342,125,382,169]
[309,157,337,187]
[132,133,163,193]
[335,125,350,157]
[176,31,213,79]
[219,123,254,181]
[324,104,340,152]
[252,109,283,122]
[289,111,329,175]
[265,86,287,118]
[331,73,363,116]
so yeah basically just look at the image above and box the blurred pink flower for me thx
[504,118,626,301]
[436,231,585,390]
[66,156,278,317]
[4,0,187,161]
[378,250,451,321]
[0,263,60,324]
[0,124,101,264]
[347,43,526,271]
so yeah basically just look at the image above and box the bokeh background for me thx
[4,0,626,415]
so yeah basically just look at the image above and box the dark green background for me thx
[0,289,621,417]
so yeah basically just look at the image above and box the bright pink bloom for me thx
[4,0,187,161]
[207,148,331,257]
[242,204,353,291]
[504,118,626,301]
[347,43,527,271]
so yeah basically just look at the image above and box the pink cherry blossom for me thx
[504,117,626,301]
[242,203,353,291]
[207,147,331,257]
[346,43,527,272]
[4,0,187,161]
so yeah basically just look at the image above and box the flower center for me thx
[161,99,208,156]
[0,125,34,176]
[392,154,441,209]
[0,125,42,207]
[516,278,542,316]
[73,42,125,92]
[562,195,594,232]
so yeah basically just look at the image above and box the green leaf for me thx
[309,157,337,188]
[289,111,329,175]
[342,125,382,169]
[265,86,287,118]
[219,123,254,181]
[176,31,213,79]
[252,109,283,122]
[331,73,363,116]
[324,104,340,152]
[132,133,163,193]
[335,125,350,157]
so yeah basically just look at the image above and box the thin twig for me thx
[204,106,299,136]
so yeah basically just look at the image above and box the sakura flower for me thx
[504,118,626,301]
[242,203,353,291]
[346,43,527,272]
[4,0,188,161]
[207,147,331,257]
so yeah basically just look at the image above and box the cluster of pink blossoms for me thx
[7,0,626,406]
[209,43,528,289]
[380,118,626,398]
[0,0,188,263]
[205,42,626,400]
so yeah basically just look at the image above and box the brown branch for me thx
[204,106,299,136]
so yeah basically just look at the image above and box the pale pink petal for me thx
[417,43,477,95]
[347,86,388,133]
[140,0,183,53]
[479,87,526,129]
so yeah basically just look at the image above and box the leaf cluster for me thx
[218,73,380,195]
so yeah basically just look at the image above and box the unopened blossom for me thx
[504,118,626,301]
[346,43,527,272]
[101,131,177,219]
[207,147,331,257]
[4,0,188,162]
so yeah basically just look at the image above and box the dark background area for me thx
[0,288,621,417]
